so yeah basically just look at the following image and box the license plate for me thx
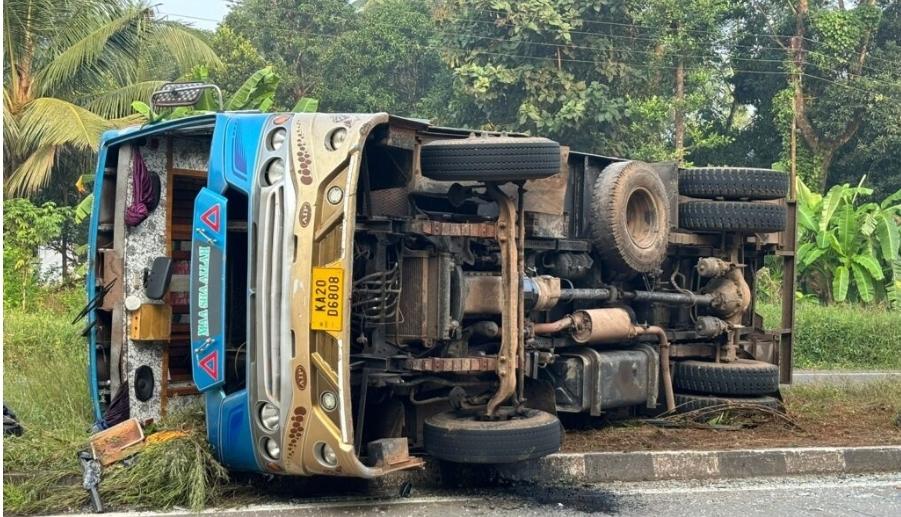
[310,267,344,331]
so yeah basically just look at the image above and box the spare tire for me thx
[423,408,561,464]
[679,201,786,233]
[673,359,780,396]
[679,167,788,200]
[589,161,670,275]
[420,136,561,182]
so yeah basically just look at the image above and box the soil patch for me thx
[563,380,901,452]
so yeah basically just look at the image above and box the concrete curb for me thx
[494,446,901,483]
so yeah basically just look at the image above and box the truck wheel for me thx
[420,136,561,182]
[679,201,786,233]
[590,161,670,275]
[679,167,788,200]
[673,359,780,396]
[423,408,561,464]
[674,393,782,413]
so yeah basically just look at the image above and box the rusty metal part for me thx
[696,257,730,278]
[486,185,520,416]
[637,326,675,412]
[406,219,497,238]
[705,265,752,325]
[695,316,729,338]
[532,315,575,335]
[560,287,714,306]
[536,307,676,412]
[367,438,413,468]
[530,275,561,310]
[570,308,638,344]
[405,356,498,373]
[463,275,503,314]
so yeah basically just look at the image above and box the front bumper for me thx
[249,113,421,477]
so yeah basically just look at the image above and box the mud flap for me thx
[191,188,227,392]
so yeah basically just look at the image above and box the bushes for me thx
[757,302,901,369]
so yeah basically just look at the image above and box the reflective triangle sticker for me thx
[200,204,220,232]
[199,351,218,380]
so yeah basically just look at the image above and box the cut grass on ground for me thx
[564,380,901,452]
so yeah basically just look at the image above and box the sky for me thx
[156,0,232,31]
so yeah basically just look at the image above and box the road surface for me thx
[93,473,900,516]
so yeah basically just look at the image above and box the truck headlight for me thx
[315,442,338,467]
[264,158,285,186]
[268,128,287,151]
[320,391,338,411]
[259,403,279,432]
[263,438,280,460]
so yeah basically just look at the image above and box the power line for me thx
[156,10,900,100]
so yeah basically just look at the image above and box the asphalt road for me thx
[93,473,901,517]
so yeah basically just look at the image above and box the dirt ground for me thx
[562,381,901,452]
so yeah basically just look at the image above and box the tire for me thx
[679,201,786,233]
[674,393,782,413]
[673,359,780,396]
[589,161,670,275]
[420,136,561,182]
[423,408,561,464]
[679,167,788,200]
[3,405,23,436]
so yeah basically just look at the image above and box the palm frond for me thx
[151,23,222,73]
[35,6,148,96]
[5,145,57,195]
[19,97,111,152]
[4,88,21,149]
[84,80,166,119]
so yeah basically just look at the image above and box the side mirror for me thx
[144,257,173,300]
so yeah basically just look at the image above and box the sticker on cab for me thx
[310,267,344,331]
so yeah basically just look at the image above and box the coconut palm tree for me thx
[3,0,220,195]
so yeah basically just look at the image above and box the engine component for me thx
[543,346,659,415]
[405,356,498,373]
[352,262,401,327]
[541,252,593,280]
[533,307,676,411]
[589,161,671,275]
[559,287,714,306]
[464,275,561,315]
[704,265,752,325]
[695,316,729,338]
[395,251,461,346]
[696,257,730,278]
[569,308,637,344]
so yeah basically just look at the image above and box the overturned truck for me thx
[86,83,796,477]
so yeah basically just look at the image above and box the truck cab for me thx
[87,83,795,478]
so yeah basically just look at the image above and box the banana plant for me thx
[797,177,901,305]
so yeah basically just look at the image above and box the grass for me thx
[757,302,901,369]
[2,289,234,515]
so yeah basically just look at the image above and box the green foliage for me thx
[796,178,901,305]
[226,66,279,111]
[3,0,220,195]
[2,289,234,514]
[757,302,901,369]
[3,199,74,310]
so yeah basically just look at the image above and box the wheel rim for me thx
[624,187,659,250]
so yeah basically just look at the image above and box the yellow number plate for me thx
[310,267,344,331]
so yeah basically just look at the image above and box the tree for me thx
[223,0,357,109]
[3,0,219,195]
[3,199,71,309]
[320,0,452,116]
[209,24,268,100]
